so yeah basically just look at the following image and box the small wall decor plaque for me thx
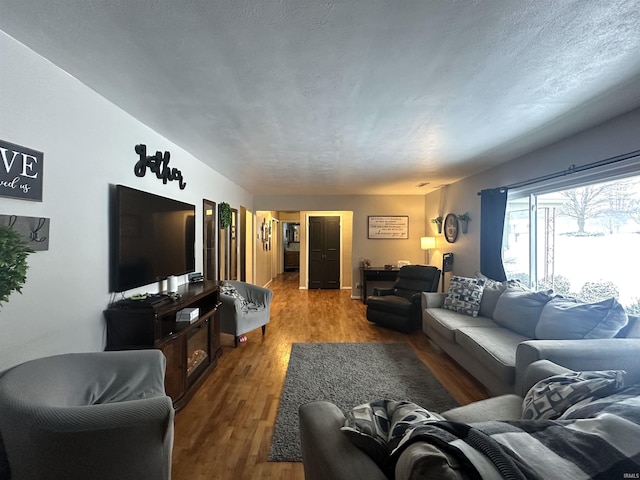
[367,216,409,239]
[0,140,44,201]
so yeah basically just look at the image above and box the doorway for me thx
[283,222,300,271]
[202,199,217,281]
[308,216,340,289]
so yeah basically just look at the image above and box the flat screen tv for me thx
[110,185,195,293]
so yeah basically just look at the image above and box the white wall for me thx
[423,107,640,287]
[0,32,252,370]
[254,195,427,295]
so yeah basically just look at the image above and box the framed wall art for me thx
[367,215,409,239]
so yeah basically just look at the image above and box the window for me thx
[502,173,640,314]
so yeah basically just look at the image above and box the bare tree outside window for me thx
[503,175,640,313]
[559,185,608,234]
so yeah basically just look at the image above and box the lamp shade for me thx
[421,236,436,250]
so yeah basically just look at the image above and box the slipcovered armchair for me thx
[366,265,441,333]
[219,280,274,346]
[0,349,174,480]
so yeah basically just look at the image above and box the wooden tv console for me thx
[104,281,222,411]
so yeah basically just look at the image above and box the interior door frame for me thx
[202,199,217,282]
[307,214,341,289]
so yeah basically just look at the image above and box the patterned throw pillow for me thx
[443,276,486,317]
[521,370,626,420]
[341,400,443,466]
[341,399,392,465]
[387,401,443,451]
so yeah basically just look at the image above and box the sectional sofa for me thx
[299,358,640,480]
[422,276,640,395]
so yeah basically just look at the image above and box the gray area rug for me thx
[268,342,459,462]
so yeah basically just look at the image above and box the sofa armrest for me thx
[515,339,640,394]
[421,292,447,310]
[299,401,388,480]
[518,360,573,396]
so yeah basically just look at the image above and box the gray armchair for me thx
[219,280,274,346]
[0,350,174,480]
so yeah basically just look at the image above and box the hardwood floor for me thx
[171,273,487,480]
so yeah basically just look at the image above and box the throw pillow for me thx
[535,296,629,340]
[341,399,392,465]
[521,370,626,420]
[477,277,528,318]
[341,400,444,466]
[492,287,553,338]
[443,276,486,317]
[387,401,444,451]
[559,384,640,421]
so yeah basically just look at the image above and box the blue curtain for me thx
[480,188,508,281]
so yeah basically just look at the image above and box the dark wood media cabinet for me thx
[104,281,222,411]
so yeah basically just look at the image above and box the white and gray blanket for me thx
[391,385,640,480]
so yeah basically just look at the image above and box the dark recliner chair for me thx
[365,265,441,333]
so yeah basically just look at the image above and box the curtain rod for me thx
[477,148,640,195]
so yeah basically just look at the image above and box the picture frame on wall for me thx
[367,215,409,239]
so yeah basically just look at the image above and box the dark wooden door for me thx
[308,216,340,289]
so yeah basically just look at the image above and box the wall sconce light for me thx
[420,236,436,264]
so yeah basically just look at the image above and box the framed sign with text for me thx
[0,139,44,201]
[367,215,409,239]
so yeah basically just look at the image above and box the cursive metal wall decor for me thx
[0,139,44,201]
[134,144,186,189]
[1,215,50,251]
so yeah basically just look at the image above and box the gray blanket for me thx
[391,385,640,479]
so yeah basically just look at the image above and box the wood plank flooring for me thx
[171,272,487,480]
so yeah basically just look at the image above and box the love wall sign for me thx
[0,140,44,201]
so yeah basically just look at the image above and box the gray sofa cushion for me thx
[535,297,628,340]
[492,288,553,338]
[477,279,527,319]
[454,327,529,385]
[477,280,507,318]
[424,308,497,342]
[617,315,640,338]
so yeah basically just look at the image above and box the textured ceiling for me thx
[2,0,640,195]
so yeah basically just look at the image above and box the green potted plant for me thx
[457,213,470,234]
[0,225,33,306]
[431,216,443,234]
[219,202,232,229]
